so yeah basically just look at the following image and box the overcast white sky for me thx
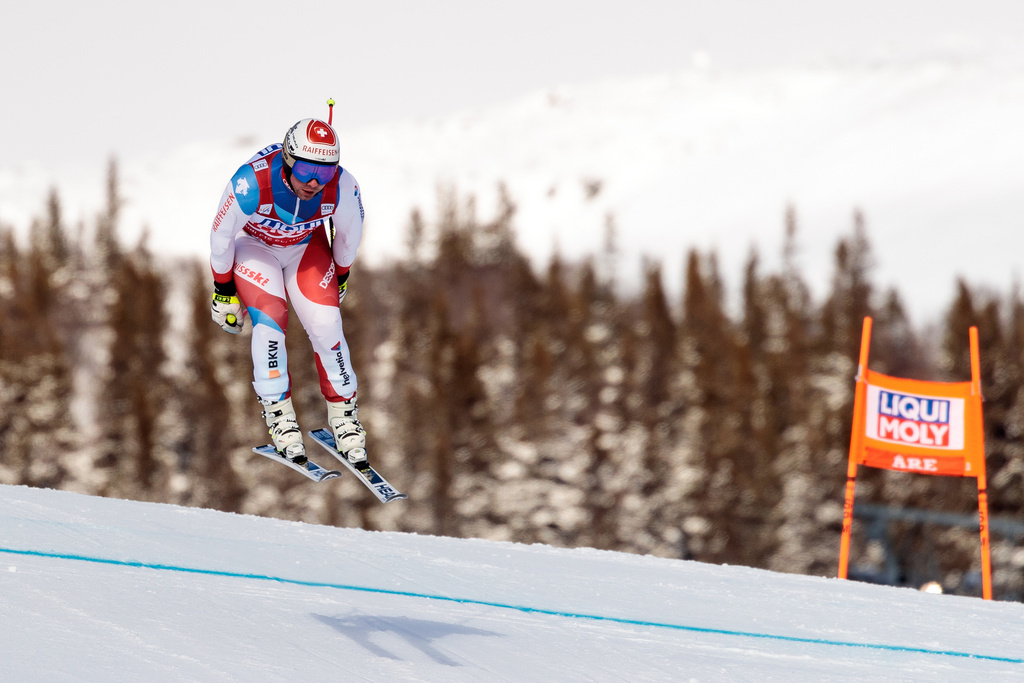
[4,0,1024,170]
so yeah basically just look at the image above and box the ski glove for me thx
[211,280,244,334]
[338,271,350,304]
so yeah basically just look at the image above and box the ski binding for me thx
[252,444,343,483]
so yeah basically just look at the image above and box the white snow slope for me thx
[2,483,1023,682]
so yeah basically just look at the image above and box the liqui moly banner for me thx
[855,366,984,476]
[840,318,991,599]
[858,373,981,476]
[864,386,965,451]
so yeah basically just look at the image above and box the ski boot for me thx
[327,396,367,466]
[260,397,307,464]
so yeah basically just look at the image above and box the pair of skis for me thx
[252,428,407,503]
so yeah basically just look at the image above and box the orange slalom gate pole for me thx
[838,317,873,579]
[978,486,992,600]
[837,473,858,580]
[970,327,993,600]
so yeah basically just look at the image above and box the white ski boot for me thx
[260,397,307,464]
[327,396,367,466]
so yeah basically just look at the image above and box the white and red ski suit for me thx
[209,143,363,403]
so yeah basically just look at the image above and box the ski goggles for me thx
[290,159,338,185]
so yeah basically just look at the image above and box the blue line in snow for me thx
[3,545,1021,664]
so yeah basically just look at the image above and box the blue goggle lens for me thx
[291,159,338,185]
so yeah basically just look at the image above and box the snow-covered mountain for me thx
[4,54,1024,322]
[3,483,1023,680]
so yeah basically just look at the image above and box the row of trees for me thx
[2,163,1024,598]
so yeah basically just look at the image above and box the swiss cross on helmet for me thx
[282,118,340,168]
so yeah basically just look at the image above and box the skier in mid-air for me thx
[208,114,367,468]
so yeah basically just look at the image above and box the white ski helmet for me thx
[282,118,340,169]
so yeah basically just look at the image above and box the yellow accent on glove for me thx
[211,292,244,334]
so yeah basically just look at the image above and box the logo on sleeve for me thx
[321,203,335,215]
[235,177,250,197]
[258,204,273,215]
[212,194,235,232]
[253,159,269,172]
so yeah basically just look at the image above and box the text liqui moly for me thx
[864,386,965,450]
